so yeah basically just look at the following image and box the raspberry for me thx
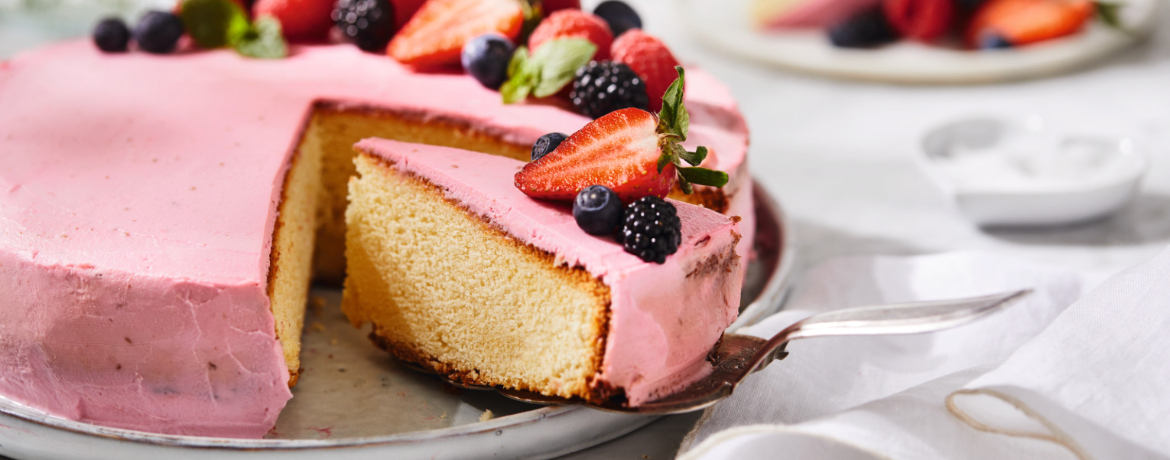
[611,29,679,112]
[619,196,681,264]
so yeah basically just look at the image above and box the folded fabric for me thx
[678,251,1100,459]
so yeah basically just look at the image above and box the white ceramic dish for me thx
[0,182,794,460]
[919,115,1148,227]
[680,0,1158,84]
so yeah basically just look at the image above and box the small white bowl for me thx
[920,115,1148,227]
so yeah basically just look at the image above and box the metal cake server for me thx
[440,289,1032,415]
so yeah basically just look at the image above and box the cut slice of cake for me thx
[342,139,744,406]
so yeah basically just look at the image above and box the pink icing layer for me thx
[358,139,744,406]
[0,40,751,436]
[762,0,881,28]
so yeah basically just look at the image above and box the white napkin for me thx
[676,250,1170,459]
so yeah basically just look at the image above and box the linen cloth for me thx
[679,249,1170,459]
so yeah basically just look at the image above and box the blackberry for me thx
[530,132,568,161]
[134,11,184,54]
[569,61,649,119]
[593,1,642,37]
[574,185,624,236]
[827,7,899,49]
[93,17,131,53]
[333,0,396,53]
[619,196,681,264]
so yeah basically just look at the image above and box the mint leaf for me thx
[678,167,729,188]
[519,0,542,45]
[1096,2,1126,32]
[180,0,250,49]
[532,39,597,97]
[501,47,534,103]
[235,16,288,59]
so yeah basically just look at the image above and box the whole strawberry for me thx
[611,29,680,112]
[883,0,953,41]
[528,10,613,60]
[542,0,581,15]
[253,0,334,41]
[515,67,727,203]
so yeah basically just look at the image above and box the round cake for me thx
[0,8,753,438]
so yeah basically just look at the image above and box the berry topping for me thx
[542,0,581,15]
[978,33,1013,49]
[530,132,568,161]
[253,0,336,41]
[883,0,954,42]
[516,67,727,202]
[334,0,397,52]
[528,10,614,60]
[611,29,679,112]
[573,185,624,236]
[593,1,642,37]
[828,7,900,48]
[967,0,1093,48]
[619,196,681,264]
[569,60,649,119]
[134,11,185,54]
[462,34,516,90]
[93,18,132,53]
[389,0,524,68]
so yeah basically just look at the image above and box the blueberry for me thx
[593,1,642,37]
[461,34,516,90]
[134,11,184,54]
[828,6,899,49]
[574,185,624,236]
[93,18,131,53]
[530,132,568,162]
[978,33,1013,50]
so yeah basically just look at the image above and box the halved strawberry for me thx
[388,0,524,68]
[515,67,727,202]
[528,10,613,60]
[612,30,680,112]
[967,0,1093,47]
[253,0,335,41]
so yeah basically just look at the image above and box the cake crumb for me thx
[309,322,326,333]
[479,410,494,422]
[330,338,339,346]
[310,296,327,315]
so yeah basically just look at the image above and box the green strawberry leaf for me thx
[678,166,729,188]
[657,66,688,140]
[179,0,250,49]
[501,39,596,103]
[1095,2,1127,32]
[532,39,597,97]
[677,173,694,195]
[234,16,288,59]
[679,145,707,166]
[519,0,543,45]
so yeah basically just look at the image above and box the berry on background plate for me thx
[135,11,185,54]
[516,67,727,202]
[611,29,679,112]
[884,0,953,41]
[334,0,397,52]
[528,10,614,60]
[828,6,900,48]
[530,132,568,161]
[967,0,1094,47]
[93,17,132,52]
[593,1,642,37]
[253,0,335,41]
[573,185,624,236]
[619,196,681,263]
[569,60,649,119]
[388,0,524,67]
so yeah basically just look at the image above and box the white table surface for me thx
[3,1,1168,459]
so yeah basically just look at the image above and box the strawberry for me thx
[393,0,428,29]
[528,10,613,61]
[542,0,581,15]
[883,0,954,41]
[967,0,1093,47]
[611,30,680,112]
[253,0,335,41]
[515,67,727,202]
[388,0,524,68]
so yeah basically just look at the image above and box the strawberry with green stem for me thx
[515,66,727,202]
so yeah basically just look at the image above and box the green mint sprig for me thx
[654,66,728,194]
[1095,1,1127,33]
[500,38,597,104]
[179,0,288,59]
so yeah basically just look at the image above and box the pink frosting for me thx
[762,0,881,28]
[0,40,751,435]
[359,139,744,406]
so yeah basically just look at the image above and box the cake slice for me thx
[342,139,744,406]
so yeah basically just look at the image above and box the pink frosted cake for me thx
[0,40,752,436]
[343,139,743,406]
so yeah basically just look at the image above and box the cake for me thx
[0,39,752,437]
[343,139,743,406]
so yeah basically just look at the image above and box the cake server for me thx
[489,289,1032,414]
